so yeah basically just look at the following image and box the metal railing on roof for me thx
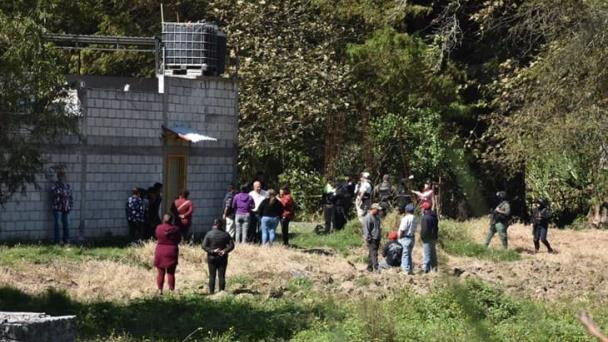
[44,33,162,74]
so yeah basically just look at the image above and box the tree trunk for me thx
[588,202,608,227]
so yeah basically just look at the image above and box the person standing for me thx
[420,202,439,273]
[148,183,163,239]
[140,188,151,239]
[345,176,356,217]
[379,231,403,269]
[258,189,284,246]
[355,172,373,223]
[395,178,412,212]
[232,185,254,244]
[334,181,350,230]
[223,184,237,239]
[398,204,417,275]
[174,190,193,241]
[322,181,336,233]
[278,186,295,245]
[126,188,145,241]
[362,203,382,272]
[484,191,511,249]
[412,181,433,209]
[249,181,268,243]
[202,219,235,294]
[375,174,395,214]
[531,199,554,253]
[154,214,181,294]
[50,170,73,244]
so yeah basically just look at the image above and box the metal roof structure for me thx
[162,125,218,143]
[44,33,162,74]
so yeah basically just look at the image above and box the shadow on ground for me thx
[0,286,341,341]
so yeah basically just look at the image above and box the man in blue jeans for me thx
[398,204,417,274]
[50,170,73,244]
[420,202,439,273]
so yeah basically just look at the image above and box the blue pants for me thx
[422,240,438,272]
[53,210,69,244]
[399,237,415,273]
[260,216,279,245]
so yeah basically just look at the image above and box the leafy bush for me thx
[278,169,325,218]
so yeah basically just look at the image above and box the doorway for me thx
[165,154,187,212]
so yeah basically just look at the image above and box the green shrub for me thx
[278,169,325,219]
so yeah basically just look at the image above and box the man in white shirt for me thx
[355,172,373,223]
[248,181,268,242]
[398,204,417,274]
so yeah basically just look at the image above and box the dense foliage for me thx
[1,0,606,223]
[0,13,78,204]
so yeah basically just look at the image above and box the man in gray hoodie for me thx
[362,203,382,272]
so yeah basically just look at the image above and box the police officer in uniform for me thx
[484,191,511,249]
[334,180,350,230]
[395,178,412,212]
[531,198,554,253]
[375,174,395,216]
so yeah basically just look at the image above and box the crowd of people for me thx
[47,170,557,294]
[150,179,296,294]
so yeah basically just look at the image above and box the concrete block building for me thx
[0,75,238,240]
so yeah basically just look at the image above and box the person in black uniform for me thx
[395,178,411,212]
[531,199,554,253]
[334,180,350,230]
[375,174,395,216]
[322,181,337,233]
[202,219,235,294]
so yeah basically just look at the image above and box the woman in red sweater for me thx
[173,190,193,241]
[279,186,295,246]
[154,214,181,294]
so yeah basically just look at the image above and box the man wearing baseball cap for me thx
[362,203,382,272]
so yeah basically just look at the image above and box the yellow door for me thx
[165,154,187,213]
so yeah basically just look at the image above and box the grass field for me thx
[1,217,607,341]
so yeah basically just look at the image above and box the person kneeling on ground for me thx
[398,204,417,275]
[154,214,181,294]
[363,203,383,272]
[420,202,439,273]
[379,231,403,269]
[202,219,235,294]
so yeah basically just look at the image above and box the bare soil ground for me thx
[2,220,608,303]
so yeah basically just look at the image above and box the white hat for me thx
[361,172,370,179]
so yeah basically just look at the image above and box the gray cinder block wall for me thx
[0,75,238,240]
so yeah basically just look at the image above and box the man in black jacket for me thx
[202,219,235,294]
[532,199,554,253]
[420,202,439,273]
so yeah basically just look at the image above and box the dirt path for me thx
[451,221,608,301]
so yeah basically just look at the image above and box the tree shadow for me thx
[0,286,337,341]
